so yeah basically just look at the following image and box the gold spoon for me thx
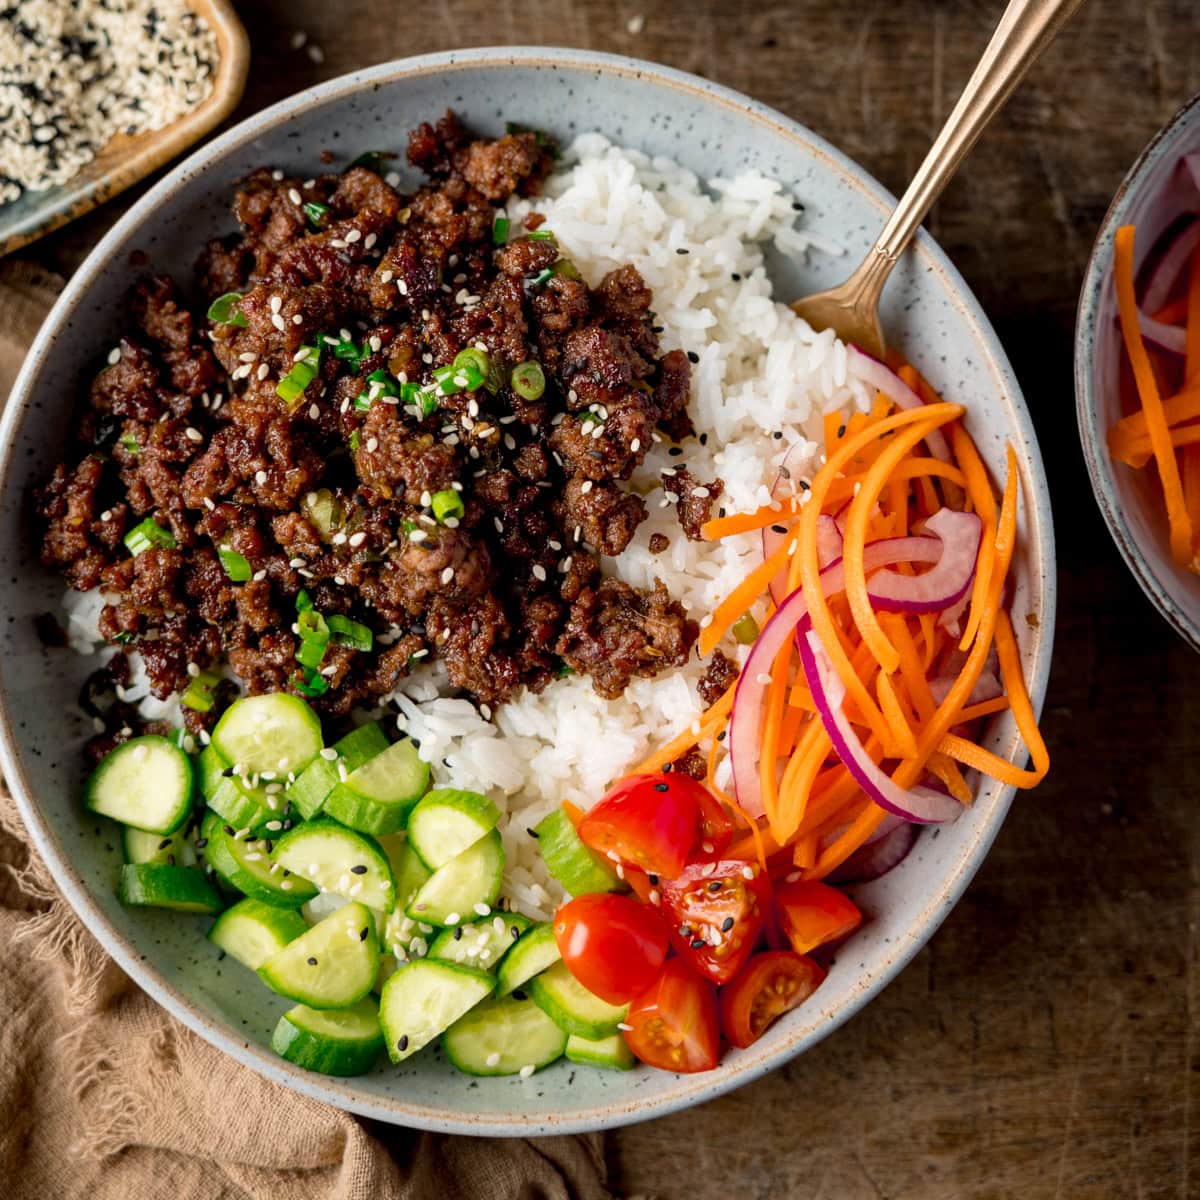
[793,0,1086,357]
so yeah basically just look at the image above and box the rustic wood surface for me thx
[18,1,1200,1196]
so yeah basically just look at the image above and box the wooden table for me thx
[20,2,1200,1196]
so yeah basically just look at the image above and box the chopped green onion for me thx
[527,229,555,241]
[207,292,248,327]
[328,614,373,652]
[349,430,361,452]
[296,607,330,670]
[293,670,330,698]
[181,668,221,713]
[492,216,510,245]
[552,259,582,282]
[112,631,135,645]
[329,335,365,372]
[554,660,575,679]
[276,345,321,409]
[124,518,175,557]
[431,488,465,524]
[432,363,482,397]
[483,357,506,395]
[296,589,313,612]
[355,368,399,412]
[453,347,491,379]
[303,201,330,227]
[528,268,554,288]
[218,545,252,582]
[302,488,343,538]
[732,614,760,645]
[350,150,392,173]
[119,433,139,456]
[510,361,546,402]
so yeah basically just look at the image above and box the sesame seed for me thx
[580,480,593,494]
[441,567,455,585]
[519,1065,535,1078]
[288,187,302,205]
[532,564,547,582]
[107,347,122,365]
[445,912,461,925]
[292,314,303,325]
[473,902,490,916]
[348,531,367,548]
[345,229,362,244]
[486,1052,501,1067]
[308,403,320,419]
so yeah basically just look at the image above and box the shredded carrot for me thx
[1113,224,1193,564]
[956,695,1011,723]
[876,670,918,760]
[1107,385,1200,451]
[699,532,794,656]
[925,751,973,803]
[992,609,1051,782]
[701,503,792,541]
[949,423,998,652]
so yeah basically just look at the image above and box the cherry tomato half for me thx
[719,951,826,1048]
[660,859,771,984]
[775,879,862,955]
[624,957,721,1073]
[694,786,734,858]
[577,772,706,878]
[553,893,669,1005]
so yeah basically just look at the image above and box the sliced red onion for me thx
[847,346,952,462]
[729,535,944,819]
[865,508,982,614]
[831,822,918,883]
[798,628,964,824]
[1140,218,1200,314]
[937,590,971,635]
[1136,308,1187,354]
[930,648,1001,707]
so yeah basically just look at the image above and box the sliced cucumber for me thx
[208,897,308,969]
[565,1032,635,1070]
[117,863,223,914]
[527,960,628,1039]
[212,693,323,778]
[386,837,432,910]
[443,993,567,1077]
[200,811,316,907]
[406,829,504,926]
[258,901,379,1008]
[430,912,530,970]
[271,997,385,1076]
[323,736,430,835]
[288,722,390,820]
[497,922,562,997]
[534,806,624,895]
[85,735,193,835]
[407,788,500,869]
[375,952,399,994]
[274,820,396,912]
[197,743,228,799]
[205,773,285,834]
[122,825,195,866]
[379,959,495,1062]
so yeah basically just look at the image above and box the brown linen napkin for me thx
[0,264,613,1200]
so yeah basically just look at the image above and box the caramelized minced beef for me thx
[663,466,722,541]
[699,649,739,708]
[35,112,698,717]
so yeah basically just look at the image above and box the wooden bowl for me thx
[0,0,249,258]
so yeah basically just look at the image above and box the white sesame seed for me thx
[256,362,270,380]
[379,269,394,283]
[532,564,547,582]
[366,437,379,453]
[184,426,203,443]
[441,567,455,585]
[292,314,303,325]
[320,747,338,761]
[288,187,302,205]
[445,912,461,925]
[348,531,367,548]
[473,903,490,916]
[252,569,267,582]
[107,347,121,365]
[485,1052,501,1067]
[631,438,641,452]
[519,1065,535,1078]
[345,229,362,244]
[580,480,593,494]
[271,313,286,332]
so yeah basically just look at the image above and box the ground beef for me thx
[663,466,722,540]
[35,111,711,720]
[699,649,739,708]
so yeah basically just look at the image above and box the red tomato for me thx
[659,860,771,984]
[577,773,705,878]
[719,951,826,1048]
[694,787,734,858]
[624,957,721,1073]
[775,879,862,954]
[553,893,669,1005]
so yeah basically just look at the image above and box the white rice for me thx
[66,136,880,925]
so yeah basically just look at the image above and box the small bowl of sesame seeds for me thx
[0,0,248,257]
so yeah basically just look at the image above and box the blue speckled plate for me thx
[0,48,1054,1135]
[1076,91,1200,650]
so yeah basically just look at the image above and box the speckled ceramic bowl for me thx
[1077,92,1200,650]
[0,48,1055,1135]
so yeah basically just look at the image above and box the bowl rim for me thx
[0,45,1056,1135]
[1075,89,1200,652]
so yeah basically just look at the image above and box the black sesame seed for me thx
[731,272,742,281]
[662,763,672,773]
[157,838,172,850]
[721,917,735,931]
[799,479,811,490]
[648,874,659,886]
[166,854,176,866]
[668,446,683,457]
[359,927,369,941]
[350,864,368,875]
[307,956,318,965]
[511,925,521,940]
[263,839,273,853]
[698,432,708,446]
[513,989,527,1001]
[454,926,463,940]
[717,730,727,742]
[282,819,294,830]
[222,825,234,836]
[397,1035,409,1051]
[654,781,669,793]
[686,350,699,364]
[773,431,783,440]
[194,837,208,849]
[771,524,787,534]
[708,880,723,892]
[676,247,689,254]
[690,938,706,950]
[837,424,846,437]
[526,827,538,838]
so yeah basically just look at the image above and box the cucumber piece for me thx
[497,922,562,997]
[274,820,396,912]
[205,773,284,835]
[117,863,222,914]
[289,722,390,820]
[565,1032,636,1070]
[407,788,500,869]
[85,735,193,835]
[430,912,531,970]
[122,825,195,866]
[196,743,228,799]
[323,737,430,835]
[406,829,503,926]
[258,901,379,1008]
[208,897,308,969]
[212,693,323,778]
[527,961,628,1039]
[443,993,566,1076]
[271,997,385,1076]
[378,959,495,1062]
[200,811,316,907]
[374,952,399,994]
[534,806,624,895]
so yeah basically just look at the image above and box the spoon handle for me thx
[874,0,1086,265]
